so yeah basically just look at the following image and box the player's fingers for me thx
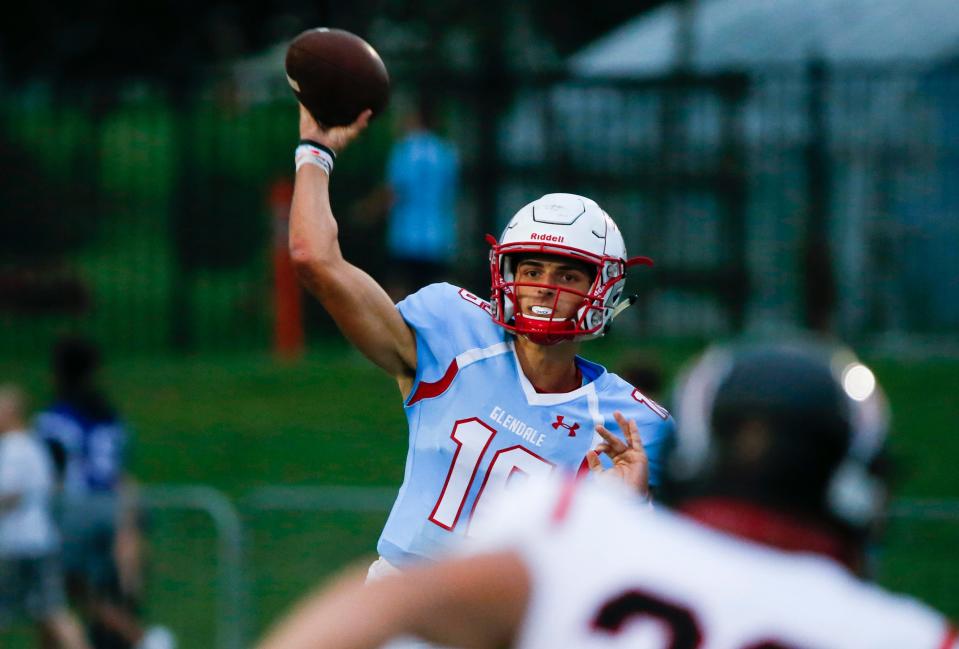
[351,108,373,130]
[624,417,644,452]
[586,450,602,472]
[612,411,645,455]
[595,425,625,454]
[298,103,323,137]
[612,411,633,446]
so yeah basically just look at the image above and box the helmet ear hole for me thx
[501,254,516,282]
[827,459,886,529]
[592,311,604,329]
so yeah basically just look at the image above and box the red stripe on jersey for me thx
[407,359,460,406]
[680,498,854,566]
[550,475,580,526]
[939,625,958,649]
[576,455,591,478]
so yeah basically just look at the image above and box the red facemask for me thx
[486,234,650,344]
[510,284,594,345]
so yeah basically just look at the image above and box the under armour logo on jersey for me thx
[552,415,580,437]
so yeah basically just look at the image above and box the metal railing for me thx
[140,485,247,649]
[128,485,959,649]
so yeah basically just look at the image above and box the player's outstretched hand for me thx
[587,411,649,496]
[298,104,372,154]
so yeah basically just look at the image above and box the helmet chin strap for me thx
[607,294,638,322]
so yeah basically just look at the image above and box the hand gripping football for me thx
[285,27,391,127]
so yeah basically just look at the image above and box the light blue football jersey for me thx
[377,283,675,566]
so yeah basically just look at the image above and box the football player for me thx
[290,106,674,570]
[256,340,958,649]
[34,337,174,649]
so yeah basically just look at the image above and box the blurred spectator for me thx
[34,337,174,649]
[0,384,90,649]
[357,92,460,300]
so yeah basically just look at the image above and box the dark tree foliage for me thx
[0,1,329,87]
[0,136,96,313]
[0,136,97,260]
[0,1,670,86]
[170,170,267,272]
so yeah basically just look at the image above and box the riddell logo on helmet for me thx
[530,233,564,242]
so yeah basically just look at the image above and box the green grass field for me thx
[1,338,957,647]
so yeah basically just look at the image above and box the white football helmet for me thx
[487,193,652,345]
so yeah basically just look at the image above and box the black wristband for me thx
[298,139,337,160]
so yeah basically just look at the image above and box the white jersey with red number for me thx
[470,478,957,649]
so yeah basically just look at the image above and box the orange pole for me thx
[270,178,303,360]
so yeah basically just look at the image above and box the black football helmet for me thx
[666,339,890,541]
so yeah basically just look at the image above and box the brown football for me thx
[285,28,390,127]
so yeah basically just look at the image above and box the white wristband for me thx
[294,141,335,175]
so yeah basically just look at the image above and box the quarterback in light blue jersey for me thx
[381,282,672,564]
[290,105,674,569]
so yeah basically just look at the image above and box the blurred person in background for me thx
[355,92,460,300]
[34,337,174,649]
[289,105,673,583]
[0,384,90,649]
[256,340,958,649]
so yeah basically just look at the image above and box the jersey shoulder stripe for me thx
[406,341,512,406]
[398,283,505,382]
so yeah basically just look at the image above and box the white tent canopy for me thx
[570,0,959,76]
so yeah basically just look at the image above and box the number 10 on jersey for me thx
[429,417,554,530]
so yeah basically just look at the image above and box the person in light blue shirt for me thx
[290,106,674,573]
[383,95,459,298]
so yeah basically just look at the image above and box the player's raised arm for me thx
[289,105,417,385]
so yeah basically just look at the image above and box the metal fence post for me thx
[142,485,247,649]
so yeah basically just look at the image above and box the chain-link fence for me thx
[240,488,959,632]
[2,64,957,357]
[4,485,948,649]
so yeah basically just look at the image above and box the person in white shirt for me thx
[0,384,90,649]
[255,340,957,649]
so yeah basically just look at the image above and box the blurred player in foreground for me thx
[34,338,174,649]
[290,106,673,572]
[0,385,90,649]
[256,340,958,649]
